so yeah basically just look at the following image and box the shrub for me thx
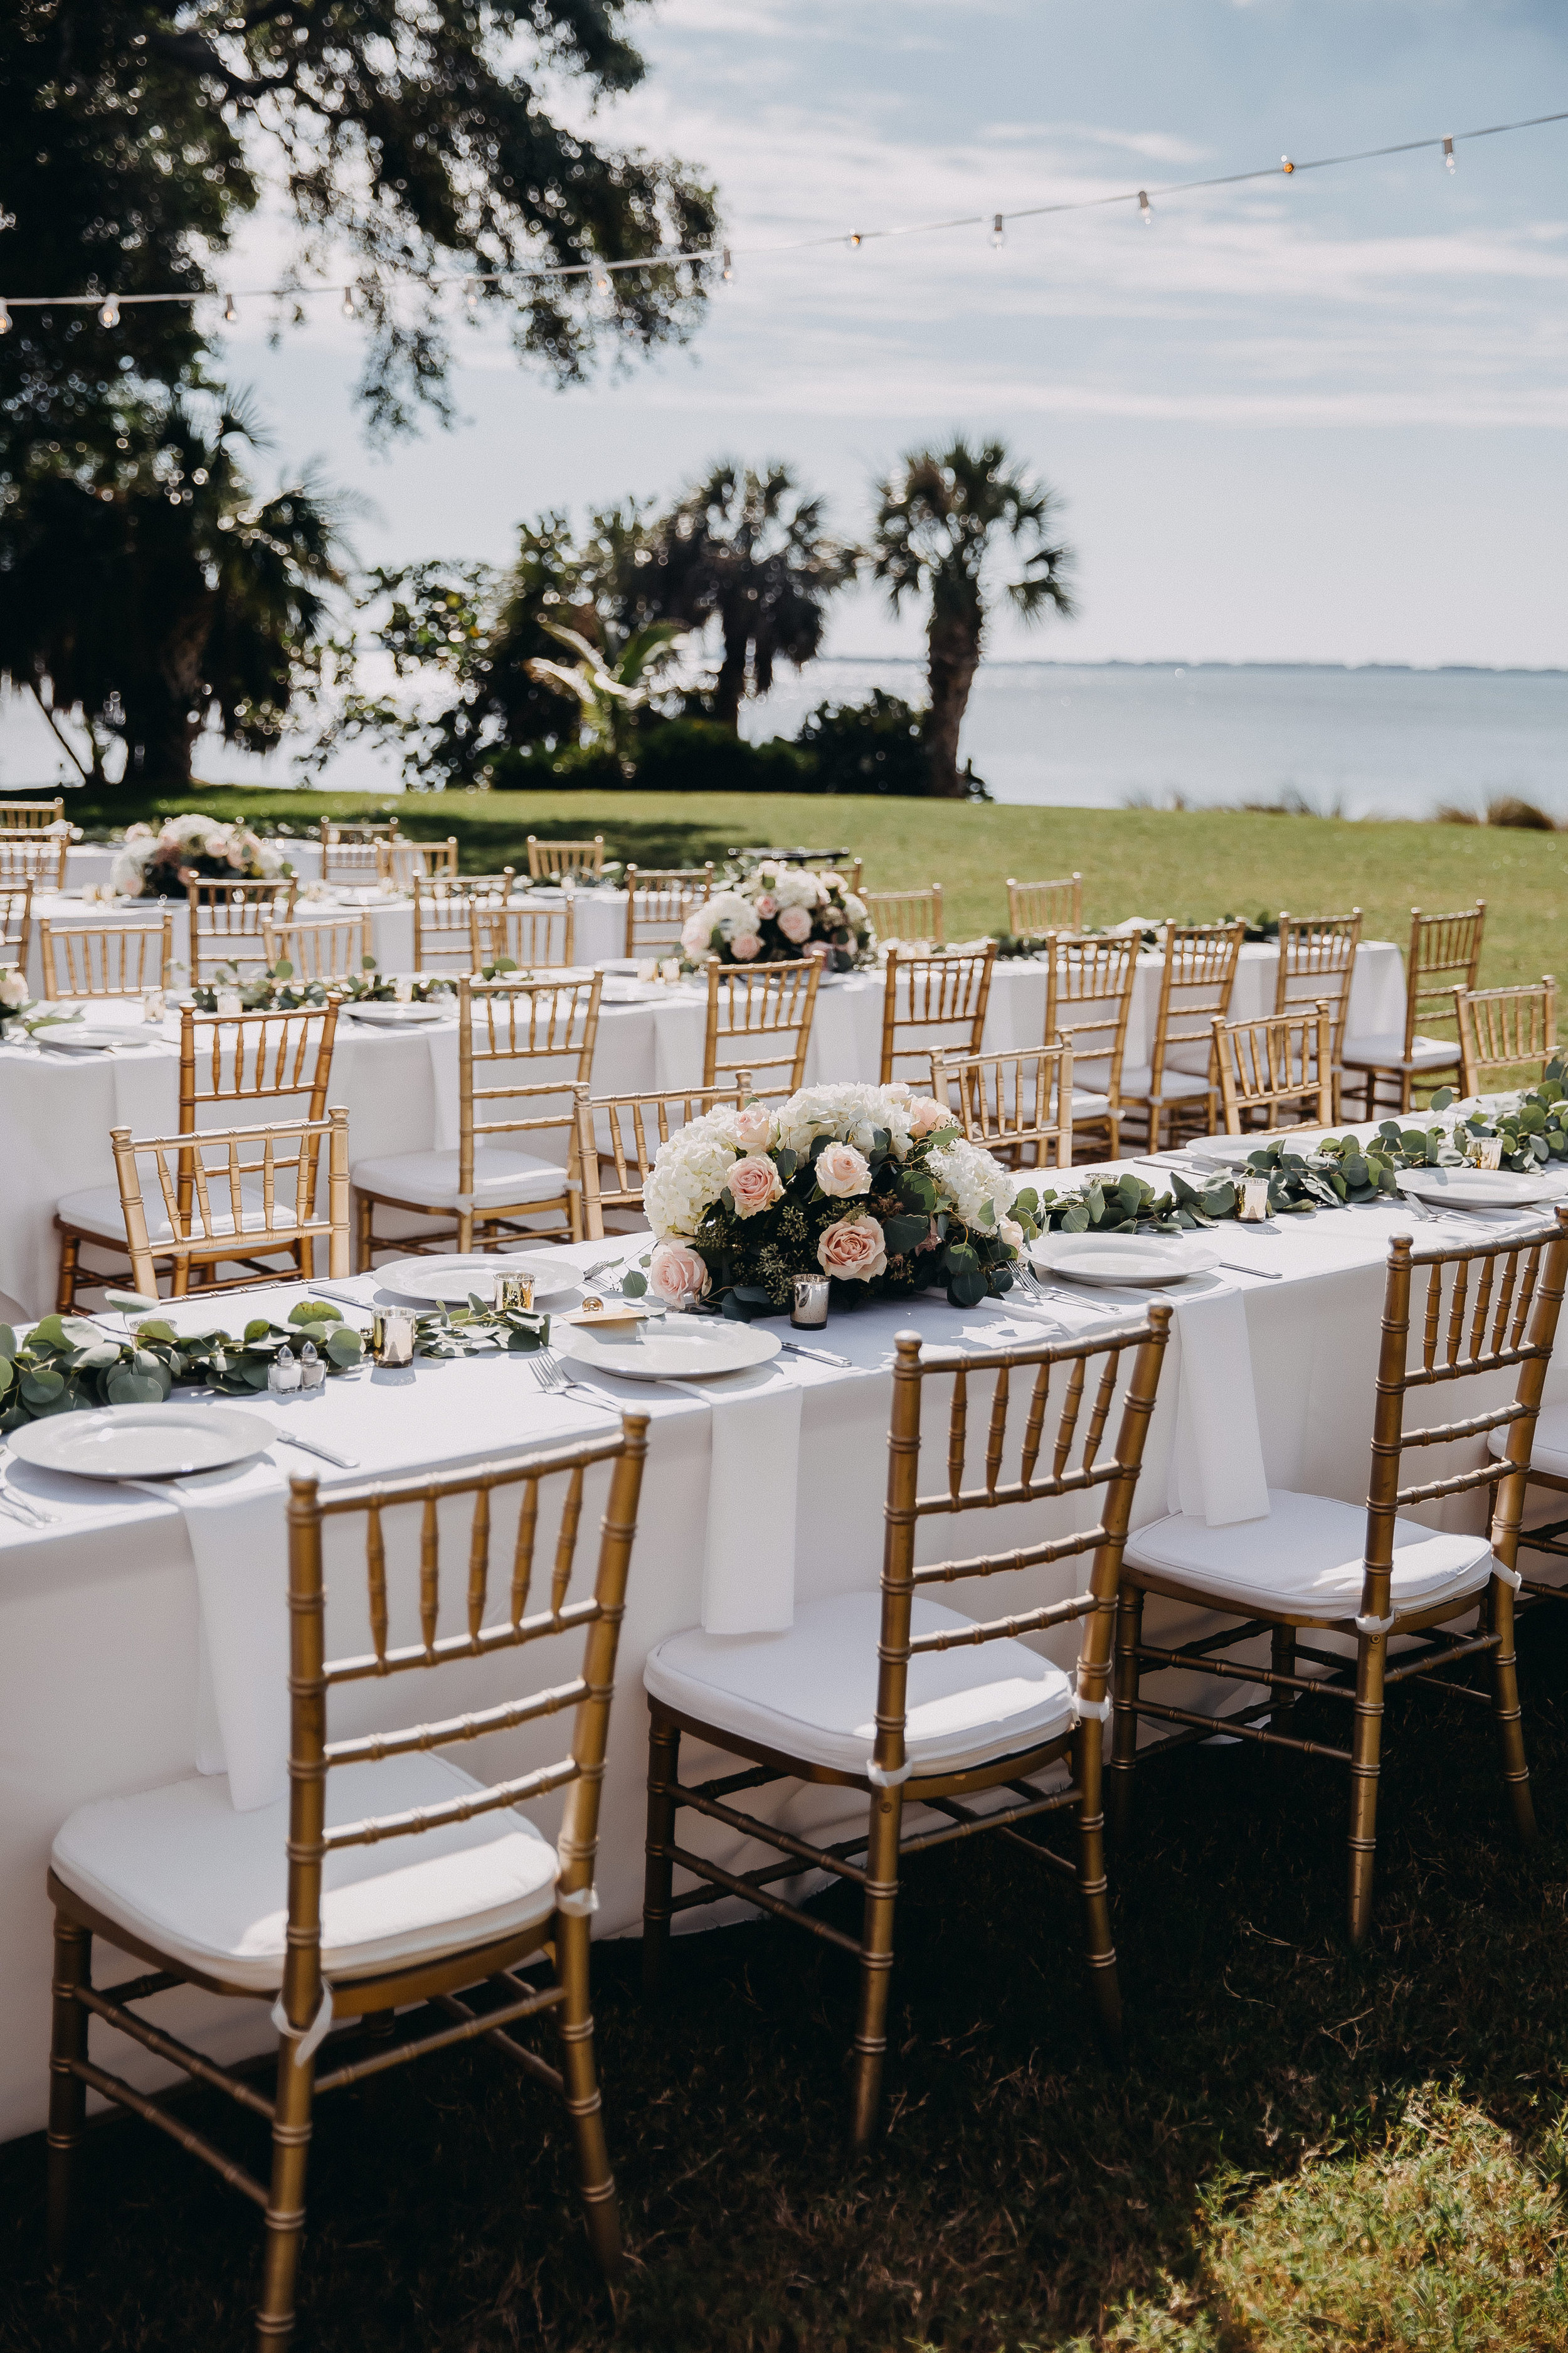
[1487,795,1557,831]
[631,719,811,795]
[795,689,934,797]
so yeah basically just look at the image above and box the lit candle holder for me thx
[369,1309,416,1366]
[1238,1175,1273,1222]
[494,1270,534,1312]
[393,975,413,1004]
[215,988,243,1018]
[141,987,166,1024]
[792,1274,830,1327]
[1466,1134,1505,1171]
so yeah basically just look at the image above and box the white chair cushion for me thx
[644,1590,1076,1779]
[1125,1487,1495,1621]
[1491,1403,1568,1480]
[56,1177,279,1245]
[51,1753,559,1994]
[1117,1065,1213,1102]
[351,1145,565,1208]
[1341,1033,1459,1072]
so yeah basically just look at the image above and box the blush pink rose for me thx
[730,932,763,961]
[752,891,779,920]
[906,1095,950,1137]
[732,1102,773,1152]
[817,1216,888,1282]
[816,1141,872,1198]
[649,1241,709,1307]
[776,904,813,945]
[726,1153,784,1218]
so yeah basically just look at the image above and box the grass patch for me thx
[8,1609,1568,2350]
[54,786,1568,990]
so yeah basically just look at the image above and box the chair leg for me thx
[1347,1631,1387,1945]
[354,1192,373,1274]
[55,1230,81,1314]
[554,1908,622,2276]
[1074,1719,1123,2059]
[643,1712,681,1996]
[1106,1585,1143,1840]
[256,2035,316,2347]
[1271,1624,1296,1734]
[46,1914,91,2270]
[1488,1576,1537,1844]
[849,1788,903,2150]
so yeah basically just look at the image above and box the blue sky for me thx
[200,0,1568,669]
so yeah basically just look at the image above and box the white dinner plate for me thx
[1030,1235,1219,1286]
[378,1251,582,1305]
[598,957,641,974]
[557,1317,781,1380]
[6,1402,276,1480]
[598,976,658,1004]
[32,1026,124,1053]
[1185,1132,1325,1167]
[1397,1169,1558,1211]
[344,999,448,1026]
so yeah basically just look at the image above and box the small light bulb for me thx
[992,212,1005,248]
[1281,154,1295,174]
[341,284,356,318]
[223,290,237,323]
[1443,134,1456,174]
[721,245,733,282]
[1137,189,1153,225]
[464,276,479,309]
[0,300,11,336]
[595,271,610,295]
[848,231,862,250]
[99,294,120,327]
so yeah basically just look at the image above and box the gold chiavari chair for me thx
[185,876,298,987]
[1041,931,1139,1159]
[644,1310,1172,2141]
[577,1080,753,1239]
[1456,979,1558,1098]
[261,913,373,987]
[39,915,174,999]
[879,943,995,1085]
[1274,910,1362,1100]
[622,864,714,958]
[45,1413,649,2342]
[930,1039,1074,1171]
[352,972,603,1264]
[702,955,820,1100]
[0,793,65,831]
[1007,873,1084,938]
[377,836,459,893]
[55,999,341,1305]
[1342,901,1486,1117]
[0,834,68,891]
[527,834,605,884]
[411,873,517,977]
[1116,920,1245,1152]
[1212,1002,1333,1135]
[864,883,943,947]
[319,815,400,886]
[107,1107,350,1297]
[1,879,34,974]
[473,899,576,972]
[1111,1215,1568,1943]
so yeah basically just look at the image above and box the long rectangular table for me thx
[0,1167,1560,2143]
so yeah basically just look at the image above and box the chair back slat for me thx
[408,873,515,974]
[931,1039,1073,1171]
[1149,921,1245,1069]
[185,877,297,984]
[474,900,576,970]
[623,864,714,957]
[577,1081,752,1237]
[109,1107,349,1294]
[177,1000,339,1126]
[527,834,605,883]
[0,795,65,832]
[377,837,459,893]
[703,956,820,1098]
[0,879,33,971]
[879,945,994,1085]
[452,973,603,1250]
[864,884,943,948]
[0,836,67,890]
[1274,909,1362,1065]
[320,818,399,886]
[39,915,172,998]
[1040,934,1138,1100]
[1405,901,1486,1052]
[1212,1002,1333,1133]
[262,913,371,985]
[1007,873,1083,937]
[1455,979,1557,1096]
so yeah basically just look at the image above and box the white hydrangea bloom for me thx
[773,1083,917,1162]
[927,1137,1018,1229]
[642,1116,742,1241]
[772,868,822,910]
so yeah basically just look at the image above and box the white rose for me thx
[1,969,29,1009]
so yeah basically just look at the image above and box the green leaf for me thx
[243,1319,272,1344]
[289,1299,343,1325]
[620,1270,648,1297]
[948,1267,987,1309]
[131,1318,179,1344]
[0,1359,12,1397]
[324,1327,363,1366]
[734,1285,773,1305]
[973,1198,997,1228]
[29,1315,68,1351]
[773,1147,798,1179]
[105,1371,165,1406]
[0,1325,15,1362]
[1061,1203,1090,1233]
[19,1367,65,1404]
[1429,1086,1454,1110]
[69,1342,123,1373]
[1012,1186,1039,1219]
[882,1214,930,1256]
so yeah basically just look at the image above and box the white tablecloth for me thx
[1,1164,1562,2141]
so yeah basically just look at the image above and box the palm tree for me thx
[0,395,347,788]
[871,438,1075,798]
[524,617,686,758]
[628,464,857,730]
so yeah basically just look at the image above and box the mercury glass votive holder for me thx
[141,987,166,1024]
[495,1271,534,1312]
[1466,1135,1505,1171]
[791,1274,830,1327]
[370,1309,416,1366]
[1238,1176,1272,1222]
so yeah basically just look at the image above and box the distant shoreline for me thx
[812,656,1568,677]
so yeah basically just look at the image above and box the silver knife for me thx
[780,1338,851,1368]
[1216,1259,1283,1281]
[273,1430,361,1469]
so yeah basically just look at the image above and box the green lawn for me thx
[64,785,1568,988]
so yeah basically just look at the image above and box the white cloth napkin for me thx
[134,1459,290,1810]
[1167,1285,1270,1527]
[690,1362,803,1635]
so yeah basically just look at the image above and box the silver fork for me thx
[0,1477,59,1526]
[532,1353,626,1413]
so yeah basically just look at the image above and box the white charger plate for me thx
[1030,1235,1219,1286]
[1186,1132,1325,1167]
[1397,1169,1557,1211]
[378,1251,581,1305]
[7,1402,275,1480]
[33,1026,122,1053]
[345,1000,448,1027]
[558,1317,780,1380]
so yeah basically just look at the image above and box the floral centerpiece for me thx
[680,861,872,972]
[625,1081,1039,1317]
[112,814,294,900]
[0,968,83,1041]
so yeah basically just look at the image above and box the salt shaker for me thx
[268,1342,302,1394]
[299,1339,326,1391]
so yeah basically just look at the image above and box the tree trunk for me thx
[925,612,981,798]
[712,610,749,731]
[119,688,199,789]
